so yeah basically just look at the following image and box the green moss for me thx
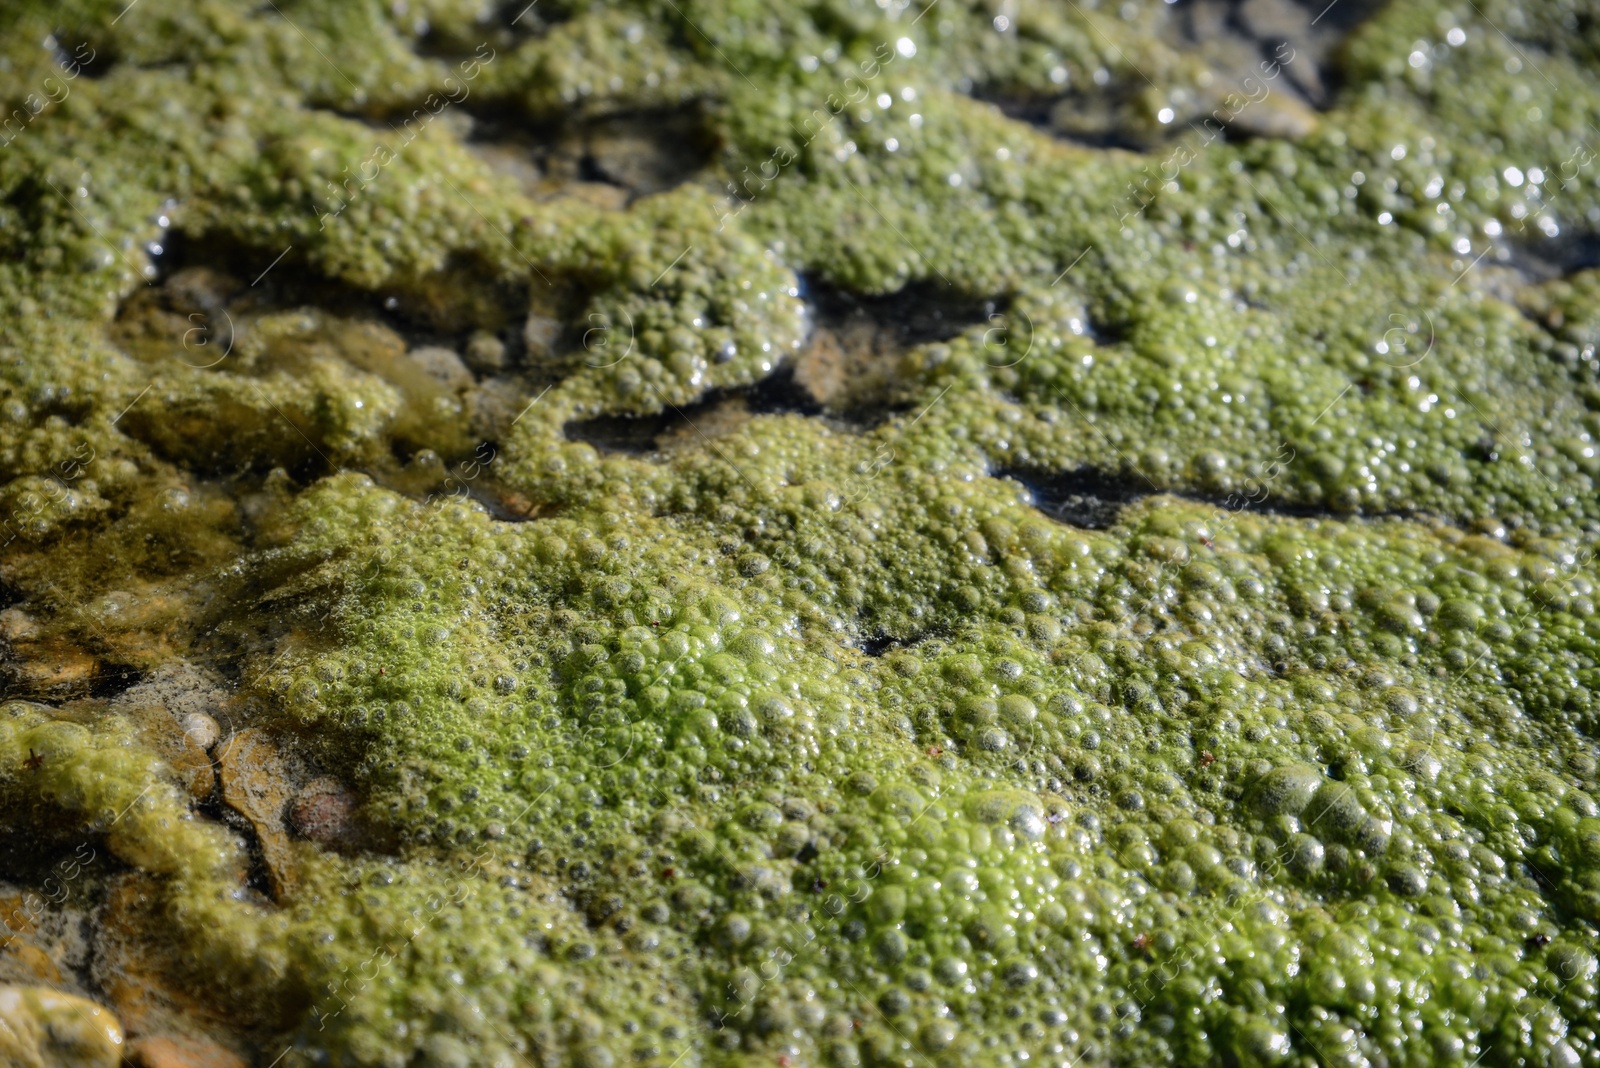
[3,0,1600,1065]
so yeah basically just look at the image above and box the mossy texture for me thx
[3,0,1600,1066]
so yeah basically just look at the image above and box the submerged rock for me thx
[217,729,298,901]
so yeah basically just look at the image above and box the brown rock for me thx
[465,376,528,440]
[79,586,199,666]
[0,875,97,987]
[94,876,172,1038]
[0,943,62,985]
[498,490,535,518]
[126,1034,249,1068]
[2,638,98,696]
[288,777,358,850]
[793,327,847,406]
[1238,0,1309,41]
[122,706,215,803]
[584,115,705,197]
[111,662,232,727]
[94,876,251,1052]
[217,729,298,900]
[0,984,123,1068]
[790,300,916,416]
[466,142,546,199]
[0,894,36,940]
[561,182,631,211]
[163,268,241,319]
[0,608,39,642]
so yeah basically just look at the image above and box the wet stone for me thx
[0,985,123,1068]
[217,729,298,900]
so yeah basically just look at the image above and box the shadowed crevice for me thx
[568,280,1012,451]
[564,366,822,454]
[1506,231,1600,282]
[411,0,572,59]
[999,466,1158,530]
[997,463,1425,529]
[801,277,1006,348]
[462,104,720,205]
[87,664,145,700]
[858,635,897,657]
[789,278,1009,424]
[135,231,533,345]
[973,0,1389,150]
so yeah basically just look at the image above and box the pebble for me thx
[405,346,474,392]
[179,712,219,751]
[0,984,123,1068]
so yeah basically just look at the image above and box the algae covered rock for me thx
[2,0,1600,1065]
[0,984,123,1068]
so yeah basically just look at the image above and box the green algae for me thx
[3,0,1600,1065]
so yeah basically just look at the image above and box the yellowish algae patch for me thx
[0,982,124,1067]
[2,0,1600,1066]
